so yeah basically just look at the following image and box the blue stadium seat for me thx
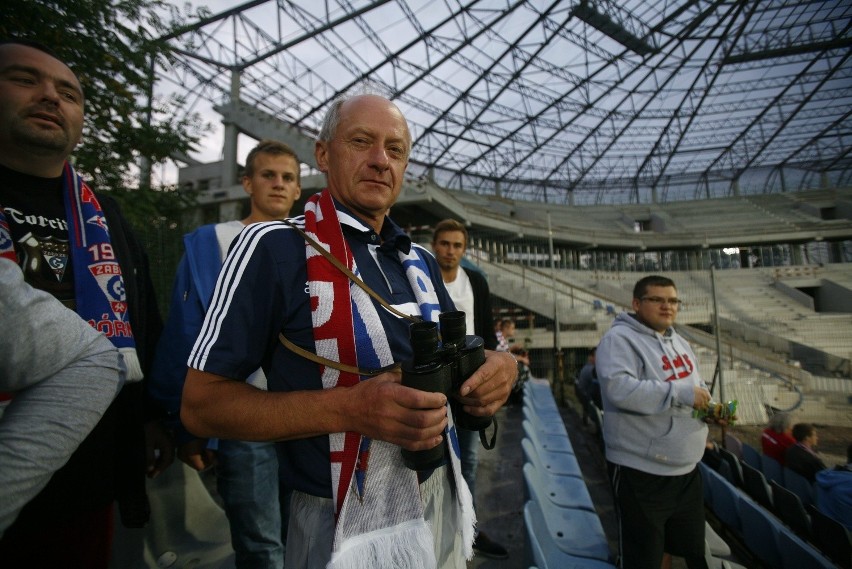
[738,494,785,569]
[523,420,575,455]
[761,454,784,486]
[718,447,744,488]
[523,463,595,511]
[776,522,835,569]
[724,432,744,460]
[783,467,815,507]
[698,462,714,506]
[741,443,761,471]
[741,461,773,511]
[524,501,616,569]
[522,412,569,438]
[806,503,852,569]
[702,466,742,534]
[522,437,583,478]
[770,480,811,539]
[524,497,612,562]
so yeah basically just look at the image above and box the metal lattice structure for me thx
[156,0,852,204]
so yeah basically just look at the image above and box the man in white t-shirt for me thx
[149,140,301,568]
[431,219,508,560]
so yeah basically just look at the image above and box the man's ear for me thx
[241,176,252,196]
[315,141,329,173]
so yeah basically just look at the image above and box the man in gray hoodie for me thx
[597,275,712,569]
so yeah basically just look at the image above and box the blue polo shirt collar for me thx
[333,198,412,255]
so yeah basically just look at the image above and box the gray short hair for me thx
[768,412,793,433]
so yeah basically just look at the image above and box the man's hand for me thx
[455,350,515,418]
[345,372,448,452]
[692,386,712,410]
[145,419,175,479]
[178,438,217,471]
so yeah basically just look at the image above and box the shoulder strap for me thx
[278,218,415,376]
[282,218,420,323]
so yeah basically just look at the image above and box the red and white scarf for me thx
[304,190,474,568]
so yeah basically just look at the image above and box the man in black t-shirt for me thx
[0,39,168,568]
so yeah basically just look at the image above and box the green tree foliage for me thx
[1,0,208,194]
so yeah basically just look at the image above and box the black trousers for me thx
[608,462,709,569]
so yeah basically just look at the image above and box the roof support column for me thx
[222,68,241,187]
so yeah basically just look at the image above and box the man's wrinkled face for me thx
[432,230,466,273]
[0,44,84,160]
[315,95,410,226]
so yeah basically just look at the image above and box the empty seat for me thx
[525,497,612,562]
[741,443,761,471]
[524,501,616,569]
[522,414,568,438]
[783,467,815,507]
[718,447,744,488]
[523,463,595,511]
[523,420,575,455]
[770,480,811,539]
[522,437,583,478]
[738,494,785,569]
[807,504,852,569]
[761,453,784,485]
[702,466,742,534]
[741,461,773,511]
[724,433,744,460]
[776,525,835,569]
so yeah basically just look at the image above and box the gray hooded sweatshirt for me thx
[596,312,708,476]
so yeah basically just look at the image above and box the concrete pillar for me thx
[221,70,241,187]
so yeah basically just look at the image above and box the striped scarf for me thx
[0,162,140,381]
[304,190,474,568]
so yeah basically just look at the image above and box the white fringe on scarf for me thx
[329,518,436,569]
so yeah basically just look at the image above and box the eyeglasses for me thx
[640,296,683,308]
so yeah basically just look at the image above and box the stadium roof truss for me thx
[157,0,852,205]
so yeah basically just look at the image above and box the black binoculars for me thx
[400,310,493,470]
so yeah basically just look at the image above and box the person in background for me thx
[596,275,716,569]
[431,218,508,560]
[180,93,516,569]
[784,423,827,483]
[761,412,795,466]
[0,258,123,536]
[815,443,852,529]
[149,139,302,567]
[0,39,168,568]
[495,317,516,352]
[576,346,601,411]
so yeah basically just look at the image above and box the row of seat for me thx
[715,439,851,567]
[700,461,838,568]
[522,380,616,569]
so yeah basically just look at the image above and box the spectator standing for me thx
[596,275,714,569]
[0,258,123,535]
[785,423,827,483]
[576,346,602,410]
[761,412,796,466]
[149,139,301,567]
[431,218,508,560]
[815,443,852,529]
[180,93,516,569]
[0,40,166,568]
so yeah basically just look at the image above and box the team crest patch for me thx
[89,262,128,320]
[40,236,70,282]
